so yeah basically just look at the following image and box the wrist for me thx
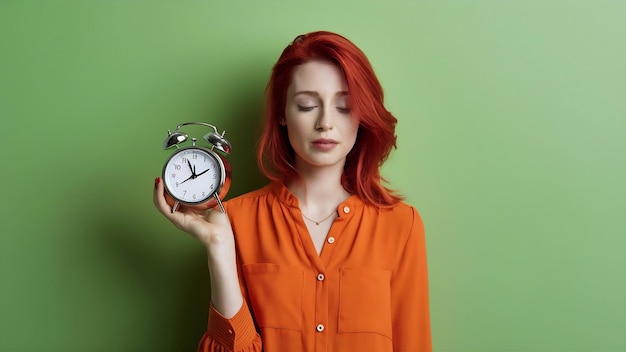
[206,246,239,286]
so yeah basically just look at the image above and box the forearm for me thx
[207,249,243,319]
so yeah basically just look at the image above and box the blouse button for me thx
[327,237,335,244]
[317,273,325,281]
[343,206,350,214]
[316,324,325,332]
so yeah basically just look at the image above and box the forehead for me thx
[288,60,348,94]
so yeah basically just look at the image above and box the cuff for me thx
[207,302,257,349]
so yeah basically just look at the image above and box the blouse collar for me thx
[270,182,362,216]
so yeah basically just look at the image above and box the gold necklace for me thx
[302,210,337,225]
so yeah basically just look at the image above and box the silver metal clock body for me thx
[162,146,226,206]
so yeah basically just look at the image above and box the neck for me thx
[287,162,350,217]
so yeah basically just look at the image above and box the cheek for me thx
[283,111,297,145]
[285,124,305,152]
[286,128,297,148]
[346,119,360,141]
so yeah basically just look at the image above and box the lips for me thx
[311,138,338,151]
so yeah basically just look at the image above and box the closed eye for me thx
[297,105,316,112]
[337,107,351,114]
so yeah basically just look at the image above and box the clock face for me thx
[162,147,224,204]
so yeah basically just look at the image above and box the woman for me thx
[154,31,431,352]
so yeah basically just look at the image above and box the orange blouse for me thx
[198,183,431,352]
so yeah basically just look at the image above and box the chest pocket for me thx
[242,263,304,331]
[338,267,393,339]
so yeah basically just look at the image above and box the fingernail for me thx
[154,177,160,188]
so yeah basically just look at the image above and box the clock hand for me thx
[196,168,210,177]
[178,173,194,185]
[187,160,195,175]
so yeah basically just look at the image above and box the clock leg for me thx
[213,194,225,213]
[171,201,180,214]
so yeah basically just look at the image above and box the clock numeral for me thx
[192,152,198,159]
[212,174,217,179]
[174,164,181,170]
[210,184,214,189]
[170,173,176,179]
[182,190,187,197]
[182,157,188,163]
[192,193,197,200]
[202,192,206,197]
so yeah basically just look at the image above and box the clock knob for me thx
[204,132,232,154]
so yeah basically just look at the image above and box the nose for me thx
[315,107,334,131]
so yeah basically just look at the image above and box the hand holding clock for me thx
[153,177,235,259]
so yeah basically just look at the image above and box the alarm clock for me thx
[161,122,232,213]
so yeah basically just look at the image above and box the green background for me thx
[1,1,625,351]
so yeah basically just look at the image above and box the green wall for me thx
[1,1,624,351]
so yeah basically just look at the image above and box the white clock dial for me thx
[162,147,224,204]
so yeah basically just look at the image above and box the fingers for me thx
[152,177,232,247]
[153,177,174,216]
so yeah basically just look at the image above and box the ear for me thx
[279,119,287,126]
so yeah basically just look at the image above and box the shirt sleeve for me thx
[390,207,432,352]
[197,301,262,352]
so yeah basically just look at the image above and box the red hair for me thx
[257,31,403,207]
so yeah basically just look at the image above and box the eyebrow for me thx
[293,90,349,98]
